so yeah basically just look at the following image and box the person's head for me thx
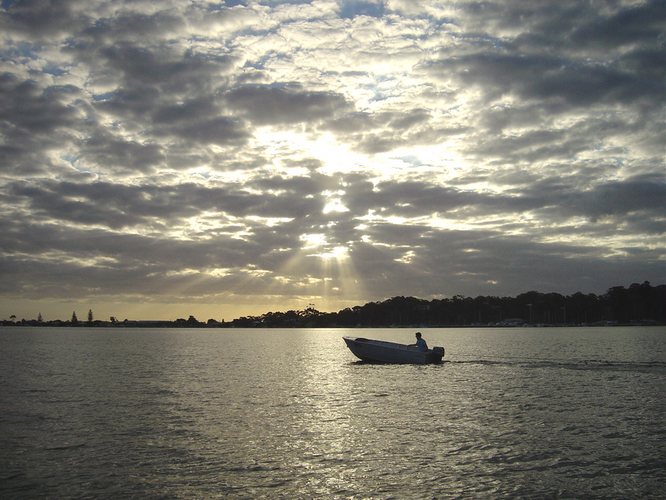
[415,332,422,339]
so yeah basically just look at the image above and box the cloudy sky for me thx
[1,0,664,321]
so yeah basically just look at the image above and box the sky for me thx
[1,0,664,322]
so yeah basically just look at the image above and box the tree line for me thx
[229,281,665,328]
[3,281,664,328]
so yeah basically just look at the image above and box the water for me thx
[1,327,664,498]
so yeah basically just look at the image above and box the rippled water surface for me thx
[1,327,665,498]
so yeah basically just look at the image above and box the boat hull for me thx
[343,336,445,364]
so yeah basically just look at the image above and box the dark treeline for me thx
[3,282,664,328]
[229,281,665,328]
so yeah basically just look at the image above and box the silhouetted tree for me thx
[87,309,93,323]
[202,281,666,328]
[605,286,629,322]
[71,311,78,325]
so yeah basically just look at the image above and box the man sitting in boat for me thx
[410,332,428,351]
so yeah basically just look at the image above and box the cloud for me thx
[0,0,663,319]
[226,83,351,125]
[537,175,666,222]
[569,0,665,49]
[81,131,165,173]
[82,11,187,43]
[99,45,235,94]
[156,116,250,146]
[0,0,89,38]
[424,51,662,110]
[6,178,323,229]
[0,73,86,175]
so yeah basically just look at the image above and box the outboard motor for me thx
[432,346,445,358]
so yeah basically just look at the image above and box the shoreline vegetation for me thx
[3,282,664,329]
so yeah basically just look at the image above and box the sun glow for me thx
[322,197,349,214]
[318,245,350,261]
[253,128,373,175]
[299,232,350,261]
[300,233,327,249]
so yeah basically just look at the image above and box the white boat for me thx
[343,336,445,364]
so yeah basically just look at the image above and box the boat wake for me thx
[44,442,88,451]
[449,359,666,374]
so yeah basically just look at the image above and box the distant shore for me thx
[2,316,662,330]
[4,282,664,329]
[1,320,662,328]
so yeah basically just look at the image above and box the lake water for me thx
[1,326,664,498]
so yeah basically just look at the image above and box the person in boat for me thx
[410,331,428,351]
